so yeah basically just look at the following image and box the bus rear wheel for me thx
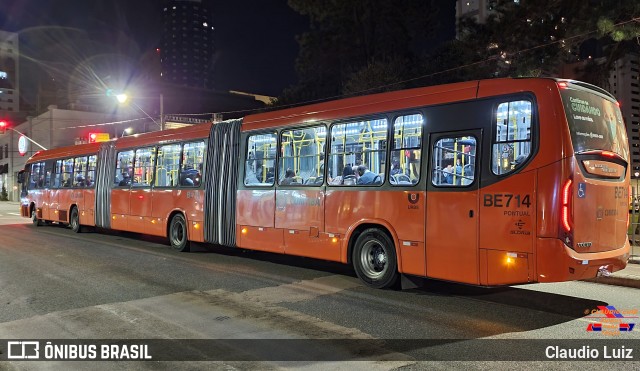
[169,214,190,252]
[31,207,42,227]
[70,207,81,233]
[352,228,398,289]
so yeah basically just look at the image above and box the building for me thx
[161,0,215,89]
[0,30,19,114]
[456,0,494,24]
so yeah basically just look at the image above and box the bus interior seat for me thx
[343,175,356,185]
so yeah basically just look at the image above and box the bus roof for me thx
[242,80,481,131]
[26,123,213,164]
[242,77,617,132]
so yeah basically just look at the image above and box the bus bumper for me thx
[536,238,630,283]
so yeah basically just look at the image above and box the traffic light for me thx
[0,120,7,134]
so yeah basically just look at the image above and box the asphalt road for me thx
[0,201,639,370]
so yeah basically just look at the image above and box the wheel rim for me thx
[71,210,78,230]
[359,239,388,279]
[171,218,185,246]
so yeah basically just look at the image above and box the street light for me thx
[121,127,133,137]
[111,91,164,130]
[116,93,129,104]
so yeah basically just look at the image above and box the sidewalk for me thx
[585,257,640,289]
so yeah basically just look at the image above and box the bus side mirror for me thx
[17,170,24,184]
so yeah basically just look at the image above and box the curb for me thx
[584,275,640,289]
[581,257,640,288]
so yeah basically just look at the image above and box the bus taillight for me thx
[561,179,573,232]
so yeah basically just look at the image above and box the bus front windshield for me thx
[560,88,629,160]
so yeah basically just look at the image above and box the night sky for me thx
[1,0,455,102]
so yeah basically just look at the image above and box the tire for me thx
[70,207,81,233]
[31,207,42,227]
[352,228,398,289]
[169,214,190,252]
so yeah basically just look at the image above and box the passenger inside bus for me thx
[356,165,379,185]
[329,165,356,185]
[390,161,403,176]
[118,172,131,186]
[180,168,201,186]
[441,163,454,184]
[280,168,298,185]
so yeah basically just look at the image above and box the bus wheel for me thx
[31,207,42,227]
[169,214,190,252]
[70,207,81,233]
[352,228,398,289]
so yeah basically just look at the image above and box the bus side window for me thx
[29,162,43,189]
[133,147,156,187]
[328,118,387,186]
[279,126,326,186]
[156,144,181,187]
[180,141,204,187]
[431,136,477,187]
[390,114,423,186]
[492,100,533,175]
[52,160,63,188]
[244,133,277,186]
[115,150,134,187]
[73,156,88,188]
[62,158,74,187]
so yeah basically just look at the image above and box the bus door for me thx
[128,147,155,233]
[111,150,134,231]
[426,131,481,284]
[275,126,328,259]
[236,132,282,253]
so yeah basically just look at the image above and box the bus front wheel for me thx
[352,228,398,289]
[70,207,81,233]
[31,207,42,227]
[169,214,190,252]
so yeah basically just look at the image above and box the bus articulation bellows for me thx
[19,78,630,288]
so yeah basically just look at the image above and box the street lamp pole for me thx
[7,127,47,150]
[160,94,164,131]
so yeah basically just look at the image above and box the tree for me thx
[437,0,640,85]
[277,0,441,105]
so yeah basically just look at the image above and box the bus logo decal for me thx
[596,207,604,220]
[407,193,420,210]
[408,193,419,204]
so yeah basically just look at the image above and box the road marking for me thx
[7,212,21,216]
[0,288,414,365]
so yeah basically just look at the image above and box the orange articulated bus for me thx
[19,78,630,289]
